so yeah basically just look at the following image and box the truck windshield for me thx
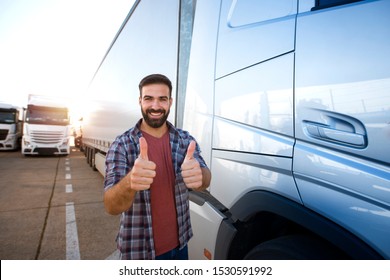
[26,105,69,125]
[0,110,16,124]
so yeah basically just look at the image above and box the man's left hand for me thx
[181,141,203,189]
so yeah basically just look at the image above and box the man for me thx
[104,73,211,260]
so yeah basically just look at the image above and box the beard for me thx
[141,108,170,128]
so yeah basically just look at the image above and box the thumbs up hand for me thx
[129,137,156,191]
[181,141,203,189]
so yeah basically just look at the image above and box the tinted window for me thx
[312,0,362,10]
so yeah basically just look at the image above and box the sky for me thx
[0,0,135,111]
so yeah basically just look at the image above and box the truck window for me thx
[26,105,69,125]
[0,111,16,124]
[312,0,363,10]
[228,0,296,27]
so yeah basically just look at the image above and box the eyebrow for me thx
[142,95,170,100]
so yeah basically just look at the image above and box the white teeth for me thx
[150,112,162,117]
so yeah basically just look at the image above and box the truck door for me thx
[212,0,299,209]
[294,0,390,258]
[186,0,300,260]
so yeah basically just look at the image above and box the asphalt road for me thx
[0,147,120,260]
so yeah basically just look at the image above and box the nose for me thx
[151,98,161,108]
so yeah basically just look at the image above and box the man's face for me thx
[139,83,172,128]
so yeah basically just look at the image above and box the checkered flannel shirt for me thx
[104,119,208,260]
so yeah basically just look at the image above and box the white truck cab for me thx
[22,95,71,156]
[0,103,23,150]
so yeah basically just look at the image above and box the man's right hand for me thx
[128,137,156,191]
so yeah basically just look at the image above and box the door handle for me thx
[302,108,368,149]
[305,123,366,147]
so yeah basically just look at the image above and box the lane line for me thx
[106,250,120,260]
[66,202,80,260]
[65,156,80,259]
[65,184,73,193]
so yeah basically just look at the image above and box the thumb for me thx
[139,137,149,160]
[185,141,196,160]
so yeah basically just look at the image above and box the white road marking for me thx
[65,157,80,259]
[66,202,80,260]
[106,250,120,260]
[65,184,73,193]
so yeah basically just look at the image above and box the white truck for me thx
[22,94,71,155]
[83,0,390,259]
[0,103,24,150]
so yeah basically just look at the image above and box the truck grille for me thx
[0,129,8,140]
[30,131,64,144]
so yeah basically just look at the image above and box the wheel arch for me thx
[214,190,383,259]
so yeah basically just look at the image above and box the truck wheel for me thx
[243,234,346,260]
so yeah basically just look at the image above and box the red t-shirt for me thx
[142,131,179,256]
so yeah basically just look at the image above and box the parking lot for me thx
[0,147,119,260]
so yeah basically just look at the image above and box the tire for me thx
[244,234,346,260]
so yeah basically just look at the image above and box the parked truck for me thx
[0,103,24,150]
[83,0,390,259]
[22,94,71,155]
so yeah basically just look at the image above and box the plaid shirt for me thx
[104,119,208,260]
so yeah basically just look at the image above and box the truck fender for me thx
[215,190,382,259]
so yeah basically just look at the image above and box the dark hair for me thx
[138,74,172,97]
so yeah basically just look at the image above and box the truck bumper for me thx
[0,142,17,150]
[22,145,70,155]
[0,136,19,150]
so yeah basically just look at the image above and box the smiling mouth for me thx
[142,108,169,128]
[147,110,164,119]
